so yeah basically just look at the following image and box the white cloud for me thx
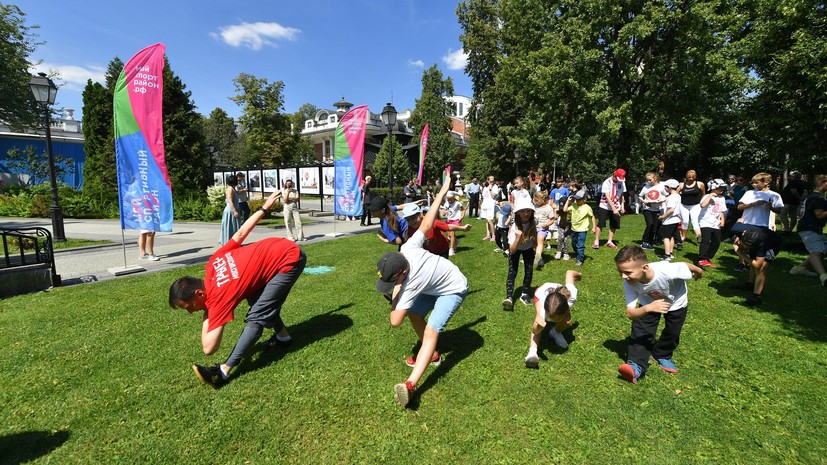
[211,21,300,50]
[30,62,107,91]
[407,59,424,68]
[442,48,468,71]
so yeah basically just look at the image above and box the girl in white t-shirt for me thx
[533,190,556,270]
[658,179,682,261]
[697,179,727,267]
[503,197,538,310]
[525,270,581,368]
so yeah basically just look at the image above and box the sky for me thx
[21,0,472,121]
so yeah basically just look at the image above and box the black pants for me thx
[360,204,372,225]
[641,209,660,244]
[495,226,509,251]
[506,247,535,299]
[627,306,687,372]
[468,192,480,218]
[239,201,251,222]
[698,227,721,261]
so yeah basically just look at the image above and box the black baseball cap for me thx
[376,252,409,294]
[369,196,389,212]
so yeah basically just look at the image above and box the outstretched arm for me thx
[232,189,282,245]
[420,172,452,234]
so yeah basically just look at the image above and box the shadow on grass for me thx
[407,315,487,410]
[708,255,826,342]
[231,304,355,381]
[603,337,628,361]
[0,430,70,464]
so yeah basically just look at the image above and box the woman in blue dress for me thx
[219,175,241,245]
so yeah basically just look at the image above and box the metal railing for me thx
[0,227,61,286]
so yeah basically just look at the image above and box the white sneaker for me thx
[549,327,568,349]
[790,266,817,277]
[545,245,552,250]
[525,354,539,369]
[494,247,503,253]
[562,254,570,261]
[554,251,562,260]
[148,253,160,261]
[448,249,456,256]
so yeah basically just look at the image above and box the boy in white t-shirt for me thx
[614,246,703,384]
[376,178,469,408]
[524,270,582,368]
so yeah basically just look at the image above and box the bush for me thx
[174,196,222,221]
[248,197,282,219]
[206,185,226,208]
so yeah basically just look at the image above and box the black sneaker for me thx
[192,364,226,389]
[641,242,654,250]
[745,294,763,306]
[520,294,533,306]
[734,263,749,272]
[675,243,683,251]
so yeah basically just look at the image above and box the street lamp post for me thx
[380,102,397,200]
[29,72,65,242]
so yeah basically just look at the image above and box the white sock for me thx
[219,366,230,379]
[276,334,292,342]
[526,347,538,358]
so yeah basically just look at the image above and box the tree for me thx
[162,57,209,196]
[0,4,40,130]
[372,134,408,191]
[230,73,299,166]
[741,0,827,173]
[81,57,121,203]
[408,65,458,182]
[203,107,240,169]
[5,145,74,186]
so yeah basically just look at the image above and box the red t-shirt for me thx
[406,220,450,255]
[205,237,301,331]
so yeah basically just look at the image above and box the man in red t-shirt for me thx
[402,203,471,258]
[169,189,307,388]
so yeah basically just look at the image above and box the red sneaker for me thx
[405,351,441,368]
[394,381,416,407]
[698,260,716,268]
[605,241,618,249]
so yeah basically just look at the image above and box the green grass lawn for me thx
[1,215,825,464]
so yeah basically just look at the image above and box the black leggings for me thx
[641,210,660,244]
[698,227,721,261]
[506,247,535,299]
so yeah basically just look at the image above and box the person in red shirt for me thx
[168,189,307,388]
[402,203,471,258]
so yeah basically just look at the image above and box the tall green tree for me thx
[81,57,121,203]
[372,133,408,193]
[230,73,298,166]
[741,0,827,173]
[162,57,208,196]
[408,65,457,182]
[0,4,40,130]
[203,107,240,169]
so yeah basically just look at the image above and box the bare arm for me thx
[420,175,452,234]
[201,315,224,354]
[626,300,670,320]
[231,189,282,245]
[565,270,582,285]
[226,187,239,216]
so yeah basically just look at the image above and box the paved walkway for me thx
[1,211,374,287]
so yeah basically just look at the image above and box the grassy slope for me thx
[1,215,825,464]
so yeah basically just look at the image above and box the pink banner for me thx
[417,123,429,185]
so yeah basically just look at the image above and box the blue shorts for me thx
[799,230,826,254]
[408,291,466,333]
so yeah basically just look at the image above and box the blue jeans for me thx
[408,291,467,333]
[571,230,587,262]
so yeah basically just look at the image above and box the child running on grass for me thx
[696,179,728,267]
[533,190,556,270]
[375,175,469,408]
[503,197,538,310]
[614,245,703,384]
[525,270,582,368]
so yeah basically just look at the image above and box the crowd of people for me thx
[169,165,826,408]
